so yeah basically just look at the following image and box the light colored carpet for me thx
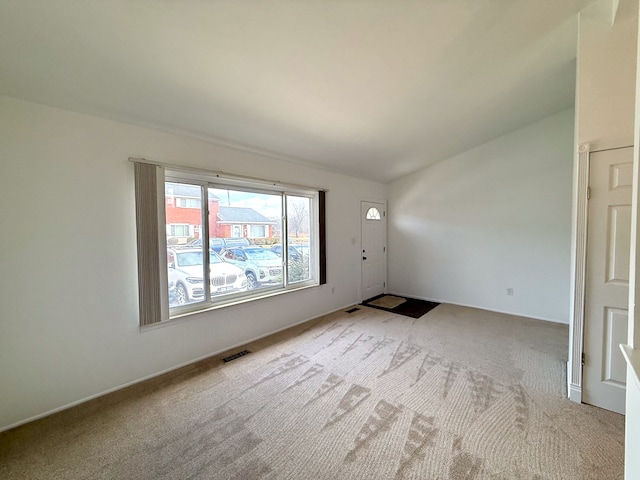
[367,295,407,309]
[0,304,625,479]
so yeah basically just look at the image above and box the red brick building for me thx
[165,183,275,244]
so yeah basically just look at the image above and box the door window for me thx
[366,207,381,220]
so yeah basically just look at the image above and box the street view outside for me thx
[165,182,312,308]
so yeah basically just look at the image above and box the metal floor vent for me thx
[223,349,251,363]
[345,307,360,314]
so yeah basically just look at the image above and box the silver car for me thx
[220,246,283,289]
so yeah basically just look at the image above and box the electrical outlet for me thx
[507,288,514,296]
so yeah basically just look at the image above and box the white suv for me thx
[167,248,247,305]
[220,246,283,289]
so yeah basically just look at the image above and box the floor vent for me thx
[223,350,251,363]
[345,307,360,314]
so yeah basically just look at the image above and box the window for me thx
[176,197,200,208]
[287,195,312,283]
[169,224,190,237]
[133,160,326,325]
[249,225,267,237]
[366,207,381,220]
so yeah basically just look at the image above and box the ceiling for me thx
[0,1,602,183]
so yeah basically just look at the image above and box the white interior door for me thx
[583,147,633,414]
[361,201,387,301]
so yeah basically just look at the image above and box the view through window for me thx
[165,179,317,315]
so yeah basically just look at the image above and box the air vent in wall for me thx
[223,350,251,363]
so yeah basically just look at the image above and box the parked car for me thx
[167,248,247,305]
[269,244,305,262]
[295,244,310,258]
[269,244,312,282]
[221,237,251,249]
[220,246,283,289]
[187,237,250,253]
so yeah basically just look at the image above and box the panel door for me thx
[583,147,633,414]
[361,201,387,300]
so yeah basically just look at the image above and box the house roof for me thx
[165,183,200,198]
[165,183,220,201]
[217,206,275,224]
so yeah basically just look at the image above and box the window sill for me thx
[141,282,319,331]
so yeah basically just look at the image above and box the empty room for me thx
[1,1,640,479]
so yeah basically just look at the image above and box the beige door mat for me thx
[366,295,407,309]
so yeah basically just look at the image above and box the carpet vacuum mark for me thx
[0,304,624,479]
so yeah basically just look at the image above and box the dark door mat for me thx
[362,294,440,318]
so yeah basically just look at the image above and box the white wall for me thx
[388,109,575,323]
[576,3,638,146]
[0,96,386,431]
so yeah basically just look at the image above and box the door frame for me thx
[569,139,633,404]
[360,199,388,302]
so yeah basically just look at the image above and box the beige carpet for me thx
[0,304,625,479]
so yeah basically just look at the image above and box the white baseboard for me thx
[569,384,582,403]
[388,291,568,325]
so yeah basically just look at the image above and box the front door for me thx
[361,201,387,300]
[583,146,633,414]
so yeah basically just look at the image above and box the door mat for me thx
[367,295,406,309]
[362,294,440,319]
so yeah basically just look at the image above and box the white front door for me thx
[361,201,387,300]
[583,147,633,414]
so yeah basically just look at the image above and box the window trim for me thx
[134,157,326,194]
[132,158,327,326]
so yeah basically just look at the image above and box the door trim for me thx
[360,199,387,302]
[569,140,633,403]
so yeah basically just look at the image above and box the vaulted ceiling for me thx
[0,1,602,183]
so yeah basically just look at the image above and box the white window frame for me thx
[133,158,326,326]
